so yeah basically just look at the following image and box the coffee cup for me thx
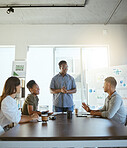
[41,115,49,122]
[67,110,72,119]
[75,108,78,115]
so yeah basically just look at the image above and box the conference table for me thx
[0,113,127,148]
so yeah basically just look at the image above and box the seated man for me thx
[22,80,48,115]
[82,77,126,125]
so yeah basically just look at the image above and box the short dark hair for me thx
[27,80,36,89]
[58,60,67,67]
[105,77,117,88]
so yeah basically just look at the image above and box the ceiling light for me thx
[6,7,14,14]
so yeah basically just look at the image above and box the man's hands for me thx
[61,86,68,94]
[82,102,91,112]
[51,87,76,94]
[82,103,102,116]
[90,110,102,116]
[90,110,96,115]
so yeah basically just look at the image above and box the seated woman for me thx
[0,77,39,135]
[22,80,48,116]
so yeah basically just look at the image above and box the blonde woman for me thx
[0,77,39,135]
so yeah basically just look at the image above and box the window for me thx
[82,46,109,108]
[26,46,109,111]
[26,47,53,110]
[82,47,108,70]
[0,46,15,95]
[55,48,81,109]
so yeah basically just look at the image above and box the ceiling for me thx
[0,0,127,24]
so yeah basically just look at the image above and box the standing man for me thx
[50,60,76,112]
[82,77,126,125]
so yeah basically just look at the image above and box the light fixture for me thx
[0,0,88,13]
[6,7,14,14]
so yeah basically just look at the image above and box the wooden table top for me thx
[0,114,127,141]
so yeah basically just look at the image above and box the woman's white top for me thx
[0,96,21,135]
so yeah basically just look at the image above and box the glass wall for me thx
[26,46,109,111]
[26,47,53,111]
[82,46,109,109]
[55,48,81,109]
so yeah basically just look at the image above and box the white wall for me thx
[0,24,127,66]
